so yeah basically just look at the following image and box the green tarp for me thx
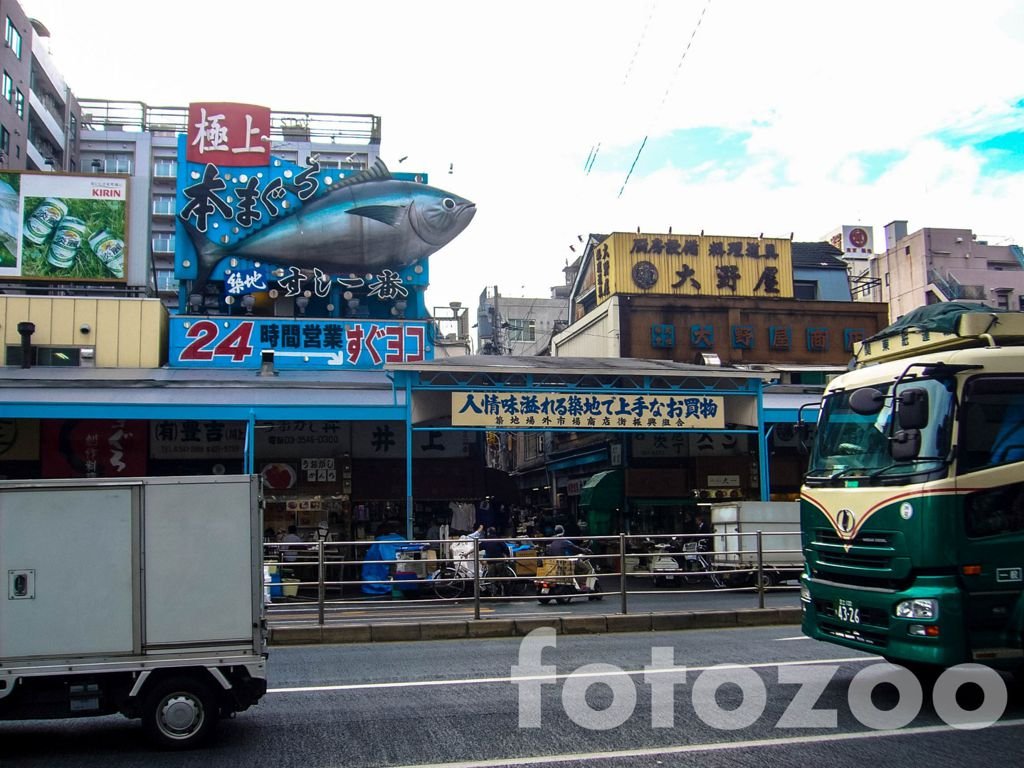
[864,302,1010,343]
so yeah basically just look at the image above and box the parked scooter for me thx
[648,536,724,588]
[650,537,686,587]
[535,553,603,604]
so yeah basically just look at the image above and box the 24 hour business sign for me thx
[451,391,725,430]
[169,317,429,369]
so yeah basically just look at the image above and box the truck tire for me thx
[142,675,219,750]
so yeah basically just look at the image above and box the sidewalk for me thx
[268,606,803,645]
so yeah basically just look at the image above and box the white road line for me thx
[388,719,1024,768]
[774,635,812,641]
[268,655,876,694]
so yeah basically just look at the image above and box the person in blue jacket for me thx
[361,523,407,595]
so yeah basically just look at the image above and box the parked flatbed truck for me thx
[0,475,267,748]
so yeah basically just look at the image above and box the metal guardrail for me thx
[263,531,803,625]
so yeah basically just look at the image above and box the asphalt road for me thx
[4,626,1022,767]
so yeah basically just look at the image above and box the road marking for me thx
[387,719,1024,768]
[268,656,875,694]
[774,635,812,641]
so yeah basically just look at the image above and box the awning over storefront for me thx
[0,368,405,421]
[579,469,623,535]
[762,388,821,423]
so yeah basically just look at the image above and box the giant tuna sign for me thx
[174,102,475,322]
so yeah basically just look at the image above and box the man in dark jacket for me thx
[545,525,595,590]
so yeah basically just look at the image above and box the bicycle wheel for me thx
[501,564,529,597]
[432,567,467,600]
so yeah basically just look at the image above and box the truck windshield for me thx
[806,378,954,485]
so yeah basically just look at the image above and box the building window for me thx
[155,268,178,292]
[793,280,818,300]
[152,234,175,253]
[14,88,23,118]
[153,159,177,178]
[0,125,9,160]
[2,71,11,102]
[6,346,81,367]
[1019,296,1024,312]
[68,113,77,139]
[104,155,133,174]
[5,18,21,59]
[506,318,535,342]
[996,291,1010,310]
[152,195,176,215]
[884,272,890,286]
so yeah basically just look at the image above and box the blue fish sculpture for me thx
[187,159,476,292]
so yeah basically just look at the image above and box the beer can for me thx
[47,216,87,270]
[88,229,125,278]
[24,197,68,245]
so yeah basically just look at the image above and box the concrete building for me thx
[871,221,1024,320]
[476,261,578,356]
[0,8,81,175]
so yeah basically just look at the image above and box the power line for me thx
[585,0,658,176]
[618,0,713,198]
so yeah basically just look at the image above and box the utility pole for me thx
[491,285,502,355]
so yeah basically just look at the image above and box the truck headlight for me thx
[800,583,811,602]
[895,598,937,619]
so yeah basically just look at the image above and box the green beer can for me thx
[47,216,87,269]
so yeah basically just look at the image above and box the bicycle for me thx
[429,553,528,600]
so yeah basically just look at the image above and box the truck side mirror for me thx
[849,387,885,415]
[897,387,929,430]
[891,428,921,461]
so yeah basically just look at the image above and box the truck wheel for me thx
[755,572,776,590]
[142,675,219,750]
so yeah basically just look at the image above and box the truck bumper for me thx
[802,575,966,667]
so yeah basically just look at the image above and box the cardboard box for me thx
[536,558,574,579]
[513,546,540,576]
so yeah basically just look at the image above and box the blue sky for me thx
[21,0,1024,316]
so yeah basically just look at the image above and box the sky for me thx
[19,0,1024,326]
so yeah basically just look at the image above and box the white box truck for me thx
[0,475,267,749]
[710,501,803,588]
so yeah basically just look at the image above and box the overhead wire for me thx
[617,0,713,198]
[585,0,658,176]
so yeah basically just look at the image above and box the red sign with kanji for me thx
[186,102,271,167]
[41,420,148,478]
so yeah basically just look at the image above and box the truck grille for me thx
[818,622,889,648]
[811,529,895,572]
[818,551,891,569]
[815,530,893,548]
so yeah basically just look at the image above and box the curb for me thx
[268,607,802,646]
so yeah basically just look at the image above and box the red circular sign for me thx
[849,228,868,248]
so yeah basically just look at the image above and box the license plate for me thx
[540,587,549,595]
[835,599,860,624]
[665,575,676,581]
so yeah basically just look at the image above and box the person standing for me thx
[281,524,302,564]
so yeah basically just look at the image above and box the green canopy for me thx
[579,470,623,536]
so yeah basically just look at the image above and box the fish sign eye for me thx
[442,198,456,211]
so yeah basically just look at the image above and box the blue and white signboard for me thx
[169,317,431,369]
